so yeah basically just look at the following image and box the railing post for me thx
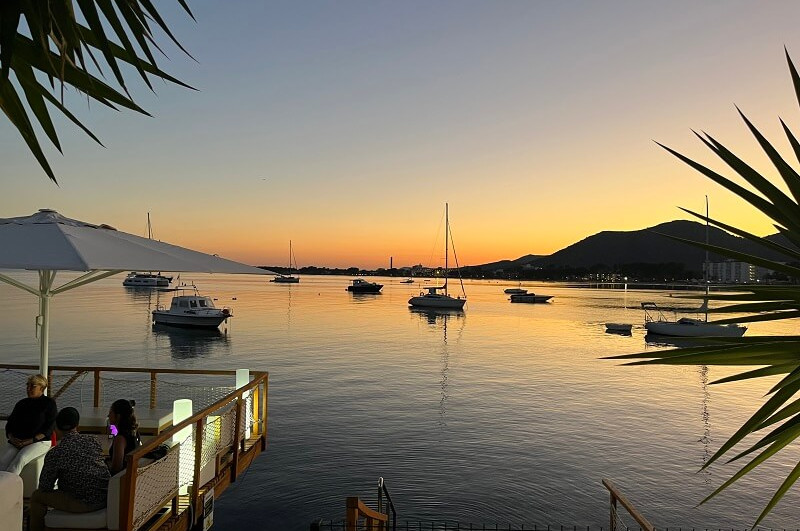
[93,370,101,407]
[346,497,360,531]
[262,376,269,450]
[120,456,138,531]
[231,394,243,481]
[610,491,616,531]
[150,371,157,409]
[192,417,204,526]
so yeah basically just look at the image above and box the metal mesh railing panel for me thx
[132,445,180,531]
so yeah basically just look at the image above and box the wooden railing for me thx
[602,479,654,531]
[121,371,268,530]
[0,364,268,531]
[346,497,389,531]
[0,363,248,409]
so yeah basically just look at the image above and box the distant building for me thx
[707,260,757,283]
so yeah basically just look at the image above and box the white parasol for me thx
[0,209,273,375]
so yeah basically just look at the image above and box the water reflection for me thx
[643,333,723,348]
[408,307,466,431]
[151,325,230,359]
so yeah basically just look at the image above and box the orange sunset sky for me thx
[2,1,800,269]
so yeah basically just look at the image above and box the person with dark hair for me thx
[106,399,141,475]
[29,407,110,531]
[0,374,56,474]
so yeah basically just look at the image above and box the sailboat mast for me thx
[445,203,449,296]
[289,240,293,272]
[147,212,152,240]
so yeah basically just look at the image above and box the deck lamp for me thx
[173,399,193,494]
[236,369,253,437]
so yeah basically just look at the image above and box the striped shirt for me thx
[39,431,110,507]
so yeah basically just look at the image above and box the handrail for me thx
[119,371,268,531]
[0,364,266,409]
[346,497,388,531]
[377,477,397,531]
[602,479,654,531]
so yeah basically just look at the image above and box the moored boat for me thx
[408,204,467,310]
[123,271,172,287]
[346,279,383,293]
[510,293,553,303]
[152,287,232,329]
[605,322,633,333]
[504,288,528,295]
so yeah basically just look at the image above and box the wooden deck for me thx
[0,364,268,531]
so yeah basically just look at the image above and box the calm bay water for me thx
[1,273,799,530]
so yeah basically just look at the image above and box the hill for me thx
[477,220,792,273]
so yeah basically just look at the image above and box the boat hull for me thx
[123,275,171,287]
[605,323,633,333]
[347,284,383,293]
[152,311,229,329]
[644,321,746,337]
[510,294,552,303]
[408,295,466,309]
[504,288,528,294]
[271,276,299,283]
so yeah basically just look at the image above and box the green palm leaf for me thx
[618,50,800,523]
[0,1,194,183]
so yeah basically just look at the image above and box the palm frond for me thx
[0,0,194,183]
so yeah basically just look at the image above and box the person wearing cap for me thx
[0,374,57,474]
[29,407,110,531]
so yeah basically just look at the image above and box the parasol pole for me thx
[37,270,56,382]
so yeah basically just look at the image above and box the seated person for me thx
[29,407,110,531]
[106,399,141,474]
[0,374,56,474]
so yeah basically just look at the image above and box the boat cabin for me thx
[169,295,217,312]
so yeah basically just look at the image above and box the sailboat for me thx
[122,213,173,288]
[408,204,466,310]
[643,197,746,338]
[271,240,300,283]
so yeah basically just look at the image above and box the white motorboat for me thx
[509,293,553,303]
[641,302,746,337]
[152,287,232,329]
[123,272,172,288]
[400,278,414,284]
[408,204,467,310]
[270,240,300,283]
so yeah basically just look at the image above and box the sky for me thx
[2,1,800,269]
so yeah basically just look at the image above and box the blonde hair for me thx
[27,374,48,390]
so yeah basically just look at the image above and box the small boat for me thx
[346,279,383,293]
[123,214,172,288]
[504,288,528,295]
[123,272,172,288]
[641,198,746,339]
[408,204,467,310]
[510,293,553,303]
[641,302,746,337]
[152,287,232,329]
[605,323,633,333]
[400,278,414,284]
[271,240,300,283]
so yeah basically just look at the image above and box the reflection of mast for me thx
[439,316,449,429]
[286,284,293,329]
[698,364,712,485]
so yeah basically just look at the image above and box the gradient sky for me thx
[2,1,800,268]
